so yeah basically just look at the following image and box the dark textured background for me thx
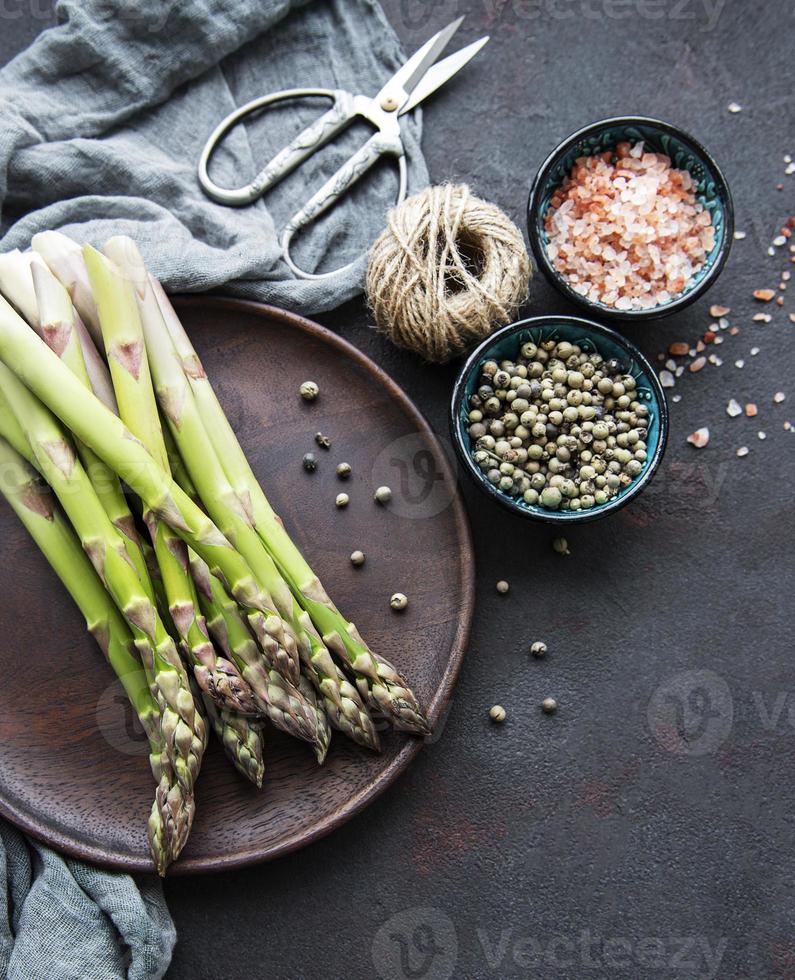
[3,1,794,978]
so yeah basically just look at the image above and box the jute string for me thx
[366,184,530,362]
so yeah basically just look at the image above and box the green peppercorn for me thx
[530,640,547,657]
[542,697,557,714]
[390,592,408,611]
[489,704,507,723]
[374,486,392,505]
[300,381,319,401]
[552,536,570,555]
[336,462,352,479]
[350,550,365,566]
[315,432,331,449]
[335,492,349,508]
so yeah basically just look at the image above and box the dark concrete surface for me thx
[3,1,794,978]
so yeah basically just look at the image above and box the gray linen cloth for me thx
[0,0,428,976]
[0,0,428,313]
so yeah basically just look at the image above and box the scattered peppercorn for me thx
[302,452,317,472]
[300,381,319,401]
[489,705,506,723]
[350,550,365,566]
[530,641,547,658]
[335,492,349,508]
[336,462,352,479]
[374,485,392,504]
[552,536,570,555]
[390,592,408,611]
[496,580,510,594]
[315,432,331,449]
[542,697,557,714]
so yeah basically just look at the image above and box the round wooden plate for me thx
[0,298,474,874]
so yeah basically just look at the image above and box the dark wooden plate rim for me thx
[0,297,475,874]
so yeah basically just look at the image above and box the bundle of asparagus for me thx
[0,234,429,874]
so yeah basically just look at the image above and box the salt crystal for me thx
[736,446,749,457]
[718,317,729,330]
[774,236,787,247]
[665,358,677,371]
[726,399,742,417]
[689,356,706,373]
[774,391,786,403]
[672,394,682,403]
[735,359,745,368]
[727,102,742,113]
[768,247,775,256]
[733,231,746,240]
[687,427,710,448]
[659,369,675,388]
[758,431,766,440]
[787,163,795,175]
[750,346,760,356]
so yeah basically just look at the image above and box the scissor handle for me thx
[198,88,356,207]
[281,133,407,281]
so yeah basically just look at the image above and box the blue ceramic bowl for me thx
[450,316,669,524]
[527,116,734,321]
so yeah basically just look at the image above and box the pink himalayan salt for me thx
[544,141,715,311]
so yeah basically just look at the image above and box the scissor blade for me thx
[399,36,490,115]
[374,17,465,109]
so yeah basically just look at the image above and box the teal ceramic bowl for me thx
[527,116,734,321]
[450,316,669,523]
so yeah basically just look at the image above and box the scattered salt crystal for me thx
[726,399,742,417]
[767,247,775,256]
[786,155,793,164]
[672,394,682,403]
[689,348,697,357]
[735,359,745,368]
[718,317,729,330]
[758,431,767,440]
[745,403,758,417]
[713,335,724,345]
[753,313,772,322]
[710,305,730,317]
[783,271,791,282]
[689,356,706,373]
[665,358,677,372]
[773,236,787,247]
[785,421,793,431]
[750,346,760,355]
[733,230,746,240]
[736,446,749,457]
[774,391,786,403]
[727,102,742,113]
[753,289,775,301]
[687,427,710,448]
[675,365,685,377]
[787,163,795,176]
[659,369,675,388]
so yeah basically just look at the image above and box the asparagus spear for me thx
[108,240,380,749]
[83,245,257,716]
[0,438,193,875]
[0,248,117,411]
[102,237,301,689]
[190,552,328,757]
[30,260,153,594]
[31,231,102,348]
[0,360,206,795]
[152,280,429,734]
[200,692,265,788]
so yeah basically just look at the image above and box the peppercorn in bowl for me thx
[450,316,668,523]
[527,116,733,321]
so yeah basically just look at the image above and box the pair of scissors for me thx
[197,17,488,280]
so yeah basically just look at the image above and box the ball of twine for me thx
[366,184,531,363]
